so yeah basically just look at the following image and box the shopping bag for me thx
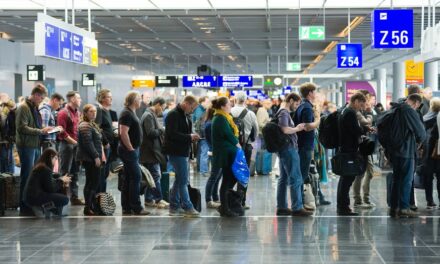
[232,149,250,187]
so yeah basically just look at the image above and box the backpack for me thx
[318,110,340,149]
[233,109,249,146]
[262,109,291,153]
[95,192,116,216]
[377,102,408,150]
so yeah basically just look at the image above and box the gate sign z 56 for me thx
[371,9,413,49]
[337,43,362,69]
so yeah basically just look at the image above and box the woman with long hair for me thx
[76,104,104,215]
[23,148,71,217]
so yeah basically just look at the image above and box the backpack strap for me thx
[238,108,248,120]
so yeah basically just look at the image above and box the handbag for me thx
[331,152,367,177]
[95,193,116,216]
[232,149,250,187]
[432,140,440,160]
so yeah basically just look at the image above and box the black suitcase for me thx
[0,173,20,216]
[188,185,201,212]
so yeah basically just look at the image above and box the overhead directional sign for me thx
[371,9,413,49]
[218,76,253,88]
[336,43,363,69]
[182,76,218,88]
[155,76,178,87]
[286,62,301,71]
[263,75,283,88]
[299,26,325,40]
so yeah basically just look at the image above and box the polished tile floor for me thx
[2,169,440,263]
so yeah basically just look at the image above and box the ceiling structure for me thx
[0,0,435,86]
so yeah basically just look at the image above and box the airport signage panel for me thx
[263,75,283,88]
[336,43,362,68]
[27,65,45,81]
[182,76,218,88]
[286,62,301,71]
[218,76,253,88]
[155,76,178,87]
[299,26,325,40]
[82,73,95,87]
[371,9,413,49]
[35,13,98,67]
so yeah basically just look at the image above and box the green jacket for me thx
[15,99,43,148]
[212,114,239,168]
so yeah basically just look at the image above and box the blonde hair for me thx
[97,89,111,104]
[124,91,140,107]
[430,97,440,113]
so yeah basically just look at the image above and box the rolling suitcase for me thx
[256,150,272,175]
[0,173,20,216]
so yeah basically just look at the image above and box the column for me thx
[374,68,387,104]
[424,61,438,91]
[338,81,344,106]
[392,62,405,102]
[362,73,372,80]
[329,83,336,103]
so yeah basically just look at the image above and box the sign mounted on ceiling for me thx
[336,43,362,69]
[405,59,424,87]
[371,9,413,49]
[182,76,218,88]
[286,62,301,71]
[263,76,283,88]
[131,76,155,88]
[218,76,253,88]
[155,76,178,87]
[299,26,325,40]
[27,65,45,81]
[35,13,98,67]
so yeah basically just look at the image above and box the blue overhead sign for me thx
[59,28,72,60]
[371,9,413,49]
[218,76,253,88]
[44,23,59,58]
[72,33,83,63]
[182,76,218,88]
[337,43,362,68]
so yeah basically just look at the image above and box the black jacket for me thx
[76,121,103,162]
[140,108,166,165]
[163,104,192,157]
[23,166,63,204]
[339,106,364,153]
[95,105,114,146]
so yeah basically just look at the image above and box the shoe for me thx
[276,208,293,216]
[207,201,221,209]
[183,208,200,218]
[427,202,437,210]
[242,204,250,210]
[169,208,184,216]
[218,207,239,217]
[319,199,331,206]
[144,201,156,207]
[337,208,358,216]
[399,209,419,218]
[410,205,418,211]
[303,184,316,210]
[70,197,85,206]
[291,208,313,217]
[353,202,363,208]
[156,200,170,209]
[389,208,399,218]
[133,209,150,216]
[303,204,315,211]
[84,208,96,216]
[122,210,132,215]
[362,201,376,208]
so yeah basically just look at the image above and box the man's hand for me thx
[95,157,102,168]
[41,126,53,134]
[191,134,201,141]
[296,123,306,132]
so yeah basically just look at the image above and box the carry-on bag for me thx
[0,173,20,215]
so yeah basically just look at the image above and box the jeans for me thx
[82,161,101,212]
[337,176,356,210]
[299,148,313,184]
[59,142,79,198]
[119,146,143,213]
[390,156,415,210]
[0,144,14,173]
[277,147,304,211]
[17,147,41,212]
[169,155,194,211]
[353,156,374,204]
[99,147,111,193]
[144,162,163,202]
[199,139,210,174]
[205,166,222,202]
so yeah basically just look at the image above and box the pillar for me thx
[374,68,387,104]
[362,73,372,80]
[424,61,438,91]
[392,62,405,102]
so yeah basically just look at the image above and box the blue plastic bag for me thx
[232,149,250,187]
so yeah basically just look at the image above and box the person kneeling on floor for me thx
[23,148,71,217]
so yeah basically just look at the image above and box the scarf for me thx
[423,111,438,122]
[214,109,239,137]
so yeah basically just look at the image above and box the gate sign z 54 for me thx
[371,9,413,49]
[337,43,362,69]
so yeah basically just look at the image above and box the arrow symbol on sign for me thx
[311,29,324,38]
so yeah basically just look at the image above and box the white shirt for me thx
[231,104,259,143]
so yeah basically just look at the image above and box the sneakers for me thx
[183,208,200,218]
[410,205,418,211]
[354,202,375,209]
[144,201,156,207]
[319,199,331,206]
[207,201,221,209]
[70,197,85,206]
[303,184,316,210]
[399,209,419,218]
[276,208,293,216]
[389,208,399,218]
[291,208,313,217]
[242,204,251,210]
[427,202,437,210]
[133,209,151,216]
[169,208,184,216]
[337,208,358,216]
[156,200,170,209]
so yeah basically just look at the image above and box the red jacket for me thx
[57,105,80,141]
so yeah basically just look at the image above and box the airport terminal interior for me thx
[2,0,440,263]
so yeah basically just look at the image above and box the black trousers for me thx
[220,164,237,209]
[26,192,69,208]
[337,175,356,210]
[237,144,252,205]
[83,161,101,211]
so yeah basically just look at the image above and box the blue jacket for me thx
[192,105,206,123]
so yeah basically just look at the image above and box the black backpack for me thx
[233,109,249,146]
[262,109,291,153]
[377,102,408,150]
[318,110,341,149]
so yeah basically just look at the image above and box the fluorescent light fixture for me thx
[200,27,215,30]
[228,55,237,61]
[337,16,365,38]
[193,17,208,21]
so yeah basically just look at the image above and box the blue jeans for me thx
[277,147,304,211]
[169,155,194,211]
[199,139,210,174]
[205,166,222,202]
[17,147,41,211]
[144,163,163,202]
[299,148,313,184]
[118,146,143,213]
[99,147,111,193]
[390,156,414,210]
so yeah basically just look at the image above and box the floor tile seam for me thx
[140,220,175,262]
[77,232,112,264]
[20,235,64,263]
[199,214,223,264]
[404,221,439,256]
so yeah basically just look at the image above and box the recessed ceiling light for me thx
[129,29,133,32]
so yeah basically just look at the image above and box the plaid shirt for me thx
[39,103,56,141]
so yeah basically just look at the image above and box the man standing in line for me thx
[16,84,53,215]
[39,93,64,151]
[57,91,84,206]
